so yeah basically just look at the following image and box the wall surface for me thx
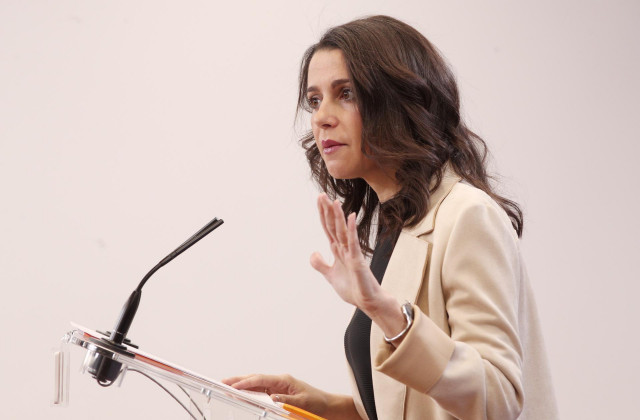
[1,1,638,419]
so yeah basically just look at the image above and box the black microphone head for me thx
[86,348,122,387]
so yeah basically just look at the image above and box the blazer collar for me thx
[403,166,462,238]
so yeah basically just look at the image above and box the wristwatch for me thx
[384,301,414,343]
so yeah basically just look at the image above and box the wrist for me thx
[364,292,407,340]
[360,288,396,320]
[323,394,360,419]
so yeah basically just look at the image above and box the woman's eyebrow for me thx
[330,78,351,87]
[306,78,351,94]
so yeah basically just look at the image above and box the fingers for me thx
[221,374,251,386]
[317,194,349,243]
[223,374,291,394]
[270,392,304,407]
[316,194,333,243]
[315,194,361,266]
[346,212,360,259]
[330,200,359,261]
[319,194,338,244]
[317,194,350,264]
[333,200,349,246]
[224,374,326,415]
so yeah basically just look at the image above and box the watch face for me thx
[403,302,414,319]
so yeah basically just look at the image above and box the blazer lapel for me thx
[370,233,432,419]
[369,167,460,419]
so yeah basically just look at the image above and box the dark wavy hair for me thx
[297,15,523,254]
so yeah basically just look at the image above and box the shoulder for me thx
[427,182,524,298]
[402,166,520,241]
[443,181,500,211]
[431,181,519,242]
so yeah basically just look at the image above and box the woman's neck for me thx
[364,171,401,203]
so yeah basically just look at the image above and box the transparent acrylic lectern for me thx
[54,324,324,420]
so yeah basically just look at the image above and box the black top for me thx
[344,227,401,420]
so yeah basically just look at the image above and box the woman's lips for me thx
[321,140,345,155]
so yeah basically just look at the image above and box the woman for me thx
[224,15,558,420]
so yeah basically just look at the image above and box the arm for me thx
[312,193,525,419]
[374,199,525,419]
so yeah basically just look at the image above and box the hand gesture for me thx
[310,194,385,316]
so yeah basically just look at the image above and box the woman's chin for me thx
[327,169,355,180]
[324,161,354,180]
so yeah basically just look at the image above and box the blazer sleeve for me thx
[374,198,525,420]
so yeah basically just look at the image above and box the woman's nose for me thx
[313,101,338,128]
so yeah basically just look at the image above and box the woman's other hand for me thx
[221,373,358,418]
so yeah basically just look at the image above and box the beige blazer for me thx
[348,169,559,420]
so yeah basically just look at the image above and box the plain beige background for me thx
[1,1,638,419]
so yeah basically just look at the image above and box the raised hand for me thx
[310,194,408,342]
[310,194,386,316]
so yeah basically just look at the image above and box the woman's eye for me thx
[307,96,320,109]
[341,88,354,101]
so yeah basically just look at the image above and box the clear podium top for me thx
[55,324,324,420]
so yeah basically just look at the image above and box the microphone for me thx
[87,217,224,386]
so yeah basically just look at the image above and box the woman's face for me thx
[306,49,378,181]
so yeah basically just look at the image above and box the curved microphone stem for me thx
[136,218,225,291]
[90,217,224,386]
[110,217,224,344]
